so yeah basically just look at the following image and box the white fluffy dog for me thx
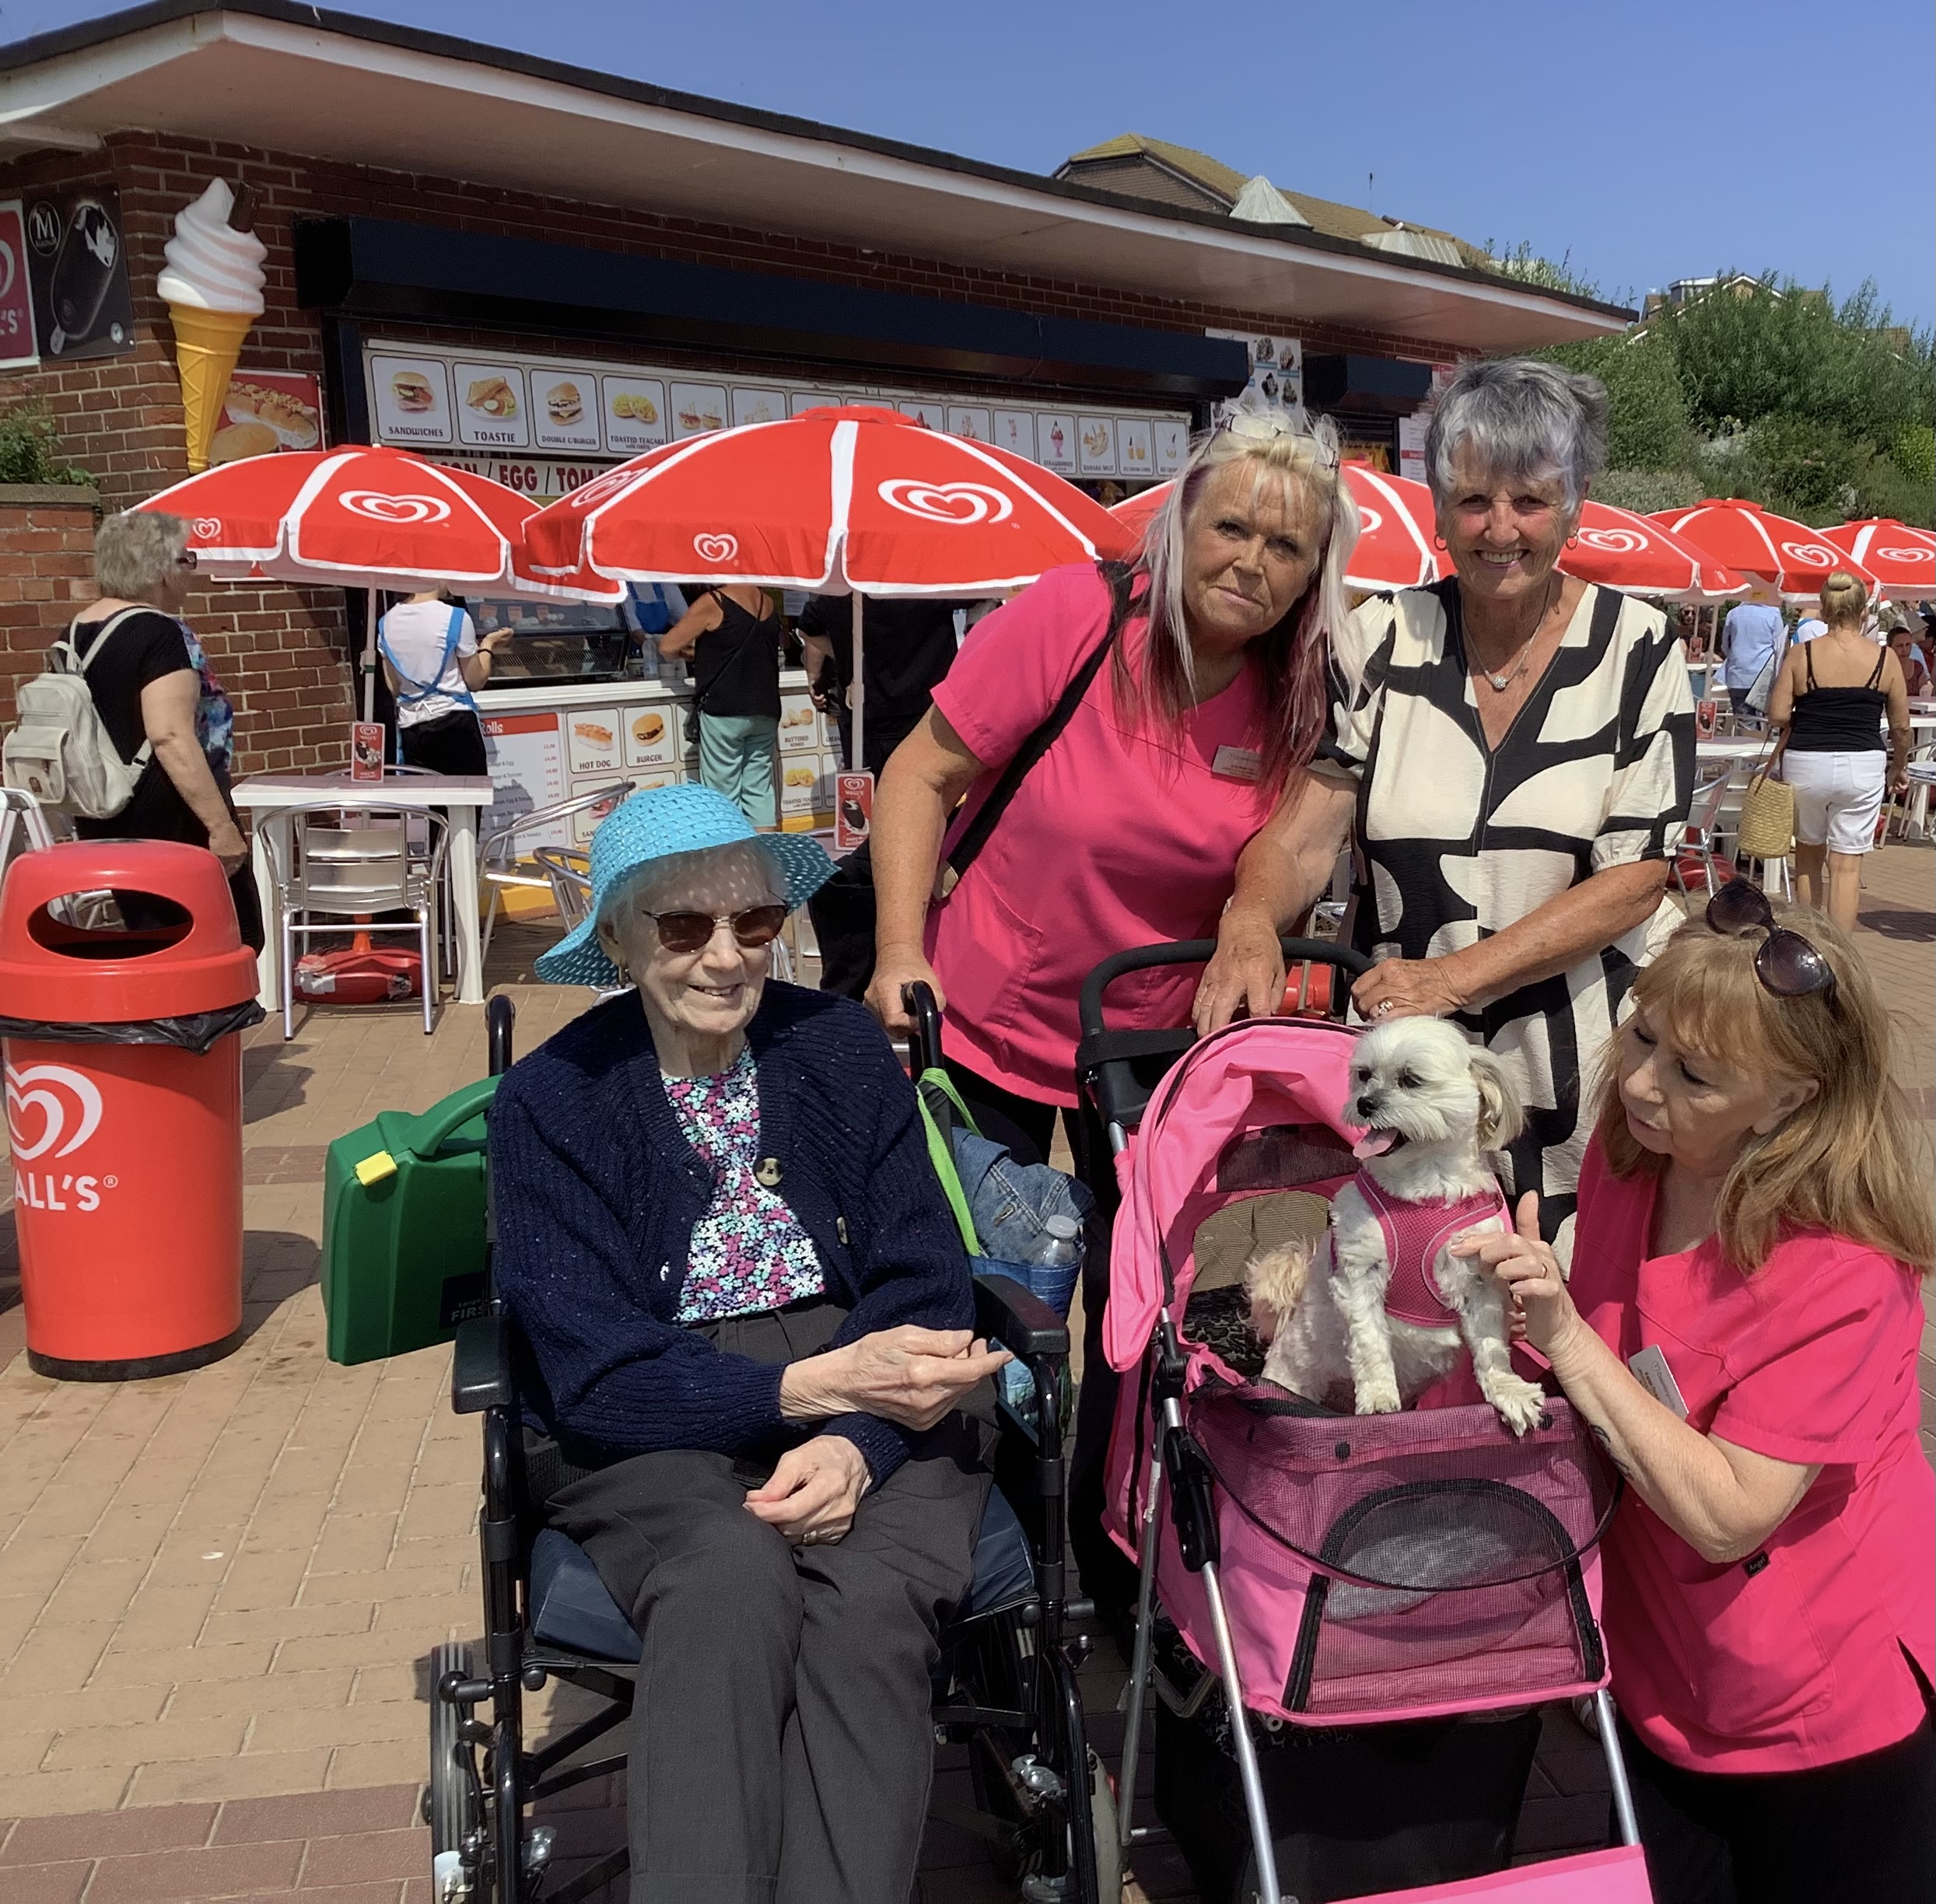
[1245,1017,1547,1436]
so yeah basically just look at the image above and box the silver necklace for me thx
[1471,579,1555,691]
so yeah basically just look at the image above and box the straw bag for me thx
[1736,732,1794,861]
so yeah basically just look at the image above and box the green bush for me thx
[0,404,93,488]
[1591,467,1704,516]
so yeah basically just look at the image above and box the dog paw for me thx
[1355,1378,1403,1416]
[1486,1376,1547,1437]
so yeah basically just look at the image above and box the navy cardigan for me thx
[488,982,974,1484]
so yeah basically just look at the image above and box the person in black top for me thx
[660,583,782,826]
[797,593,972,778]
[72,510,264,950]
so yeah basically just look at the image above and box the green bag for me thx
[320,1076,499,1365]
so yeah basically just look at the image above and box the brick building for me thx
[0,0,1627,775]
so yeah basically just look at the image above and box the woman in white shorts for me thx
[1766,572,1910,932]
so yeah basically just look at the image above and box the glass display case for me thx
[458,594,635,685]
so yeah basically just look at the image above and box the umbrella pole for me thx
[361,588,379,724]
[850,592,866,777]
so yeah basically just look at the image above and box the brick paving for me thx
[0,849,1929,1902]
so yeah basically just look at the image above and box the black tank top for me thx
[692,590,782,719]
[1787,642,1887,753]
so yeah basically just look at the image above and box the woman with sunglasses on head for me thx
[488,783,1006,1904]
[1199,359,1696,1265]
[1453,884,1934,1904]
[69,508,262,950]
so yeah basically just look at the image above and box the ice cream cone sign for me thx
[158,180,267,473]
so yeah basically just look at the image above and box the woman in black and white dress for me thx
[1199,360,1694,1255]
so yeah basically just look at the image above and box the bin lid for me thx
[0,840,259,1020]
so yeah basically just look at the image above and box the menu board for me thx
[1207,330,1304,420]
[364,341,1193,481]
[621,703,681,769]
[565,707,623,775]
[481,709,568,849]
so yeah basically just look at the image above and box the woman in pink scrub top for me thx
[1454,895,1934,1904]
[865,404,1360,1608]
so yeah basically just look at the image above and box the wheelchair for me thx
[427,996,1119,1902]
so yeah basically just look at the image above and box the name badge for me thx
[1210,744,1262,782]
[1628,1343,1688,1419]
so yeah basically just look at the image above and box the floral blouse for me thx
[665,1048,827,1323]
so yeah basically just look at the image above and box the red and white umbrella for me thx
[1653,499,1874,602]
[1566,500,1744,600]
[525,405,1134,764]
[1815,520,1936,602]
[1108,464,1444,593]
[138,444,621,716]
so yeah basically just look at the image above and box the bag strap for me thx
[66,606,147,673]
[933,562,1131,901]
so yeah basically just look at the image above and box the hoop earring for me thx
[1565,534,1581,548]
[1432,534,1448,550]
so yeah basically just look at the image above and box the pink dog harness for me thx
[1353,1174,1508,1327]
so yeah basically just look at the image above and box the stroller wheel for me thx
[428,1642,482,1893]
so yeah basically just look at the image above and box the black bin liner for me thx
[0,1000,265,1055]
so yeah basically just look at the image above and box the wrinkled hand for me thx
[865,950,945,1038]
[1449,1193,1580,1359]
[208,821,249,876]
[1194,908,1285,1036]
[744,1435,869,1545]
[1350,957,1468,1024]
[783,1326,1010,1432]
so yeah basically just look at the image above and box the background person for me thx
[1718,589,1782,716]
[660,583,783,827]
[1198,359,1695,1258]
[72,508,262,950]
[798,591,975,778]
[1764,570,1910,933]
[863,402,1359,1611]
[1885,618,1931,698]
[377,587,510,775]
[1455,899,1934,1904]
[491,785,1003,1904]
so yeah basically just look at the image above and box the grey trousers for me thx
[544,1302,991,1904]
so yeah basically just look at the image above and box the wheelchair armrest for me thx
[974,1272,1069,1361]
[452,1313,514,1414]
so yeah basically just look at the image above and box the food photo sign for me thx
[207,370,324,464]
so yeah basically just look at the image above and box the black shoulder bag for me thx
[808,563,1133,999]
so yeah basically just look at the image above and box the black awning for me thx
[295,216,1249,403]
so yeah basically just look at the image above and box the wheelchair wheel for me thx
[428,1642,481,1867]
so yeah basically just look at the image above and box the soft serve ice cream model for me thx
[157,180,268,471]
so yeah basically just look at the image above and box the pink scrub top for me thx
[1568,1139,1934,1774]
[927,564,1278,1105]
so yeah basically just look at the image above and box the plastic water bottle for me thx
[998,1216,1084,1420]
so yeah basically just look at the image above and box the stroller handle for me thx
[1077,936,1371,1041]
[903,981,945,1078]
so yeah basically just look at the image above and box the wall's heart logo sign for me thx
[5,1062,103,1162]
[877,480,1014,527]
[693,533,740,564]
[1355,506,1384,536]
[0,239,16,301]
[1780,540,1837,567]
[569,467,642,514]
[336,491,453,525]
[191,516,222,541]
[1577,527,1648,554]
[1875,544,1934,566]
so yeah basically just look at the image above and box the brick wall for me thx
[0,128,1474,769]
[0,486,100,730]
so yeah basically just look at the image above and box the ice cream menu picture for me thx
[23,183,135,362]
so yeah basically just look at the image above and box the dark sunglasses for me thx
[1704,880,1838,1008]
[174,549,198,569]
[637,902,788,956]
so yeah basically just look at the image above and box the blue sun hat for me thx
[534,782,836,989]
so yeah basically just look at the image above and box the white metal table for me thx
[232,773,495,1010]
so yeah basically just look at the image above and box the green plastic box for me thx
[320,1076,499,1365]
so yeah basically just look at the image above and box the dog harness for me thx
[1352,1174,1508,1328]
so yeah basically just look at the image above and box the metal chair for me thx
[478,782,634,962]
[0,787,54,883]
[263,805,450,1039]
[1672,763,1737,898]
[530,846,592,933]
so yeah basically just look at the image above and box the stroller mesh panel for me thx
[1189,1384,1613,1720]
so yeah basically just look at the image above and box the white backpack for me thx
[2,609,154,819]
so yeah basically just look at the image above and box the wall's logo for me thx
[191,516,222,541]
[1577,527,1648,555]
[6,1062,101,1160]
[335,491,452,525]
[692,533,740,564]
[1779,540,1839,569]
[877,480,1014,527]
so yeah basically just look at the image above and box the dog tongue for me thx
[1353,1129,1398,1160]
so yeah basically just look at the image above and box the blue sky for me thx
[8,0,1934,327]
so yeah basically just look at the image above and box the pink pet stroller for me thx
[1074,940,1651,1904]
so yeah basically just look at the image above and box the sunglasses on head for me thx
[1704,880,1838,1008]
[636,902,788,956]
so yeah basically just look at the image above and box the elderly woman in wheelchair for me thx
[488,785,1010,1903]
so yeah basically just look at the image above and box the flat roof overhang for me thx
[0,1,1634,354]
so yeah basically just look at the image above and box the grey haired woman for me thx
[1199,359,1695,1255]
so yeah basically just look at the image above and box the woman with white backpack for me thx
[65,509,263,950]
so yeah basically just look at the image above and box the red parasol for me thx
[1815,520,1936,602]
[1566,500,1743,600]
[524,405,1135,764]
[138,444,621,717]
[1652,499,1875,603]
